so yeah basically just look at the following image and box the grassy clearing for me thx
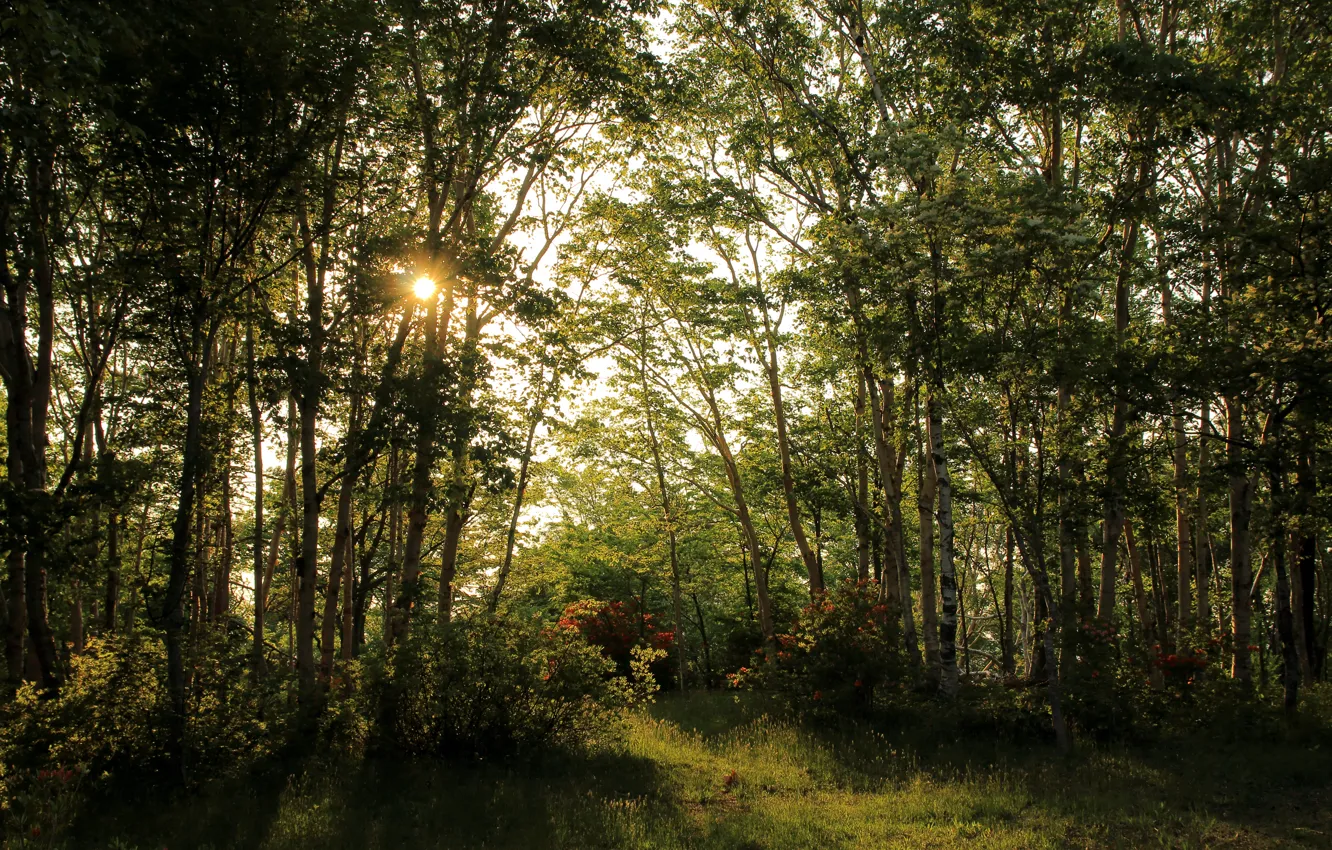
[74,693,1331,849]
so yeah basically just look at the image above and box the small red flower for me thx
[813,690,822,700]
[854,679,863,688]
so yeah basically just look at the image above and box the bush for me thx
[376,615,659,758]
[736,580,906,715]
[556,599,675,683]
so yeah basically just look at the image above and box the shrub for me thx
[376,615,659,758]
[736,580,906,715]
[557,599,675,682]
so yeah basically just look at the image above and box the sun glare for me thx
[413,276,436,299]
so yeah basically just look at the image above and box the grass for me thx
[64,692,1332,849]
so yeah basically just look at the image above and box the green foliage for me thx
[374,615,658,758]
[735,580,905,714]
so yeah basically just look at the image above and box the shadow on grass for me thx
[75,744,681,850]
[71,692,1332,849]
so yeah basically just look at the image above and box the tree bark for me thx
[866,371,915,662]
[246,311,266,678]
[917,392,940,676]
[1099,218,1139,622]
[927,396,959,697]
[763,335,821,594]
[1228,394,1253,684]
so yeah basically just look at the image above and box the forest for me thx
[2,0,1331,846]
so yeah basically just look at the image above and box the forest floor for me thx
[78,693,1332,850]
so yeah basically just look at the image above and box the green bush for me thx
[375,615,660,758]
[735,580,906,715]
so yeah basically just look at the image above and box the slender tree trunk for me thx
[1056,289,1079,630]
[1197,397,1213,639]
[437,477,468,625]
[1269,452,1299,713]
[395,289,445,643]
[341,530,354,663]
[319,387,362,683]
[164,318,218,773]
[917,393,940,676]
[1099,222,1138,622]
[855,373,871,583]
[1294,425,1318,682]
[1125,520,1154,646]
[928,396,959,697]
[4,402,26,689]
[246,312,266,678]
[265,397,298,609]
[764,339,821,593]
[1228,395,1253,684]
[296,363,320,704]
[490,410,540,611]
[637,333,686,690]
[1003,526,1015,675]
[867,371,914,662]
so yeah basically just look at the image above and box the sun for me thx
[412,276,436,299]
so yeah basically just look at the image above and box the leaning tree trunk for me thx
[764,338,822,594]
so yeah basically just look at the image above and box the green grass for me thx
[69,693,1332,849]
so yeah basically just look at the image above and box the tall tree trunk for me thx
[1197,396,1213,638]
[917,393,940,676]
[1002,526,1015,675]
[1268,444,1299,713]
[296,338,321,705]
[490,412,539,611]
[5,403,26,689]
[265,397,298,611]
[1056,287,1080,630]
[1125,520,1154,646]
[640,334,687,690]
[320,310,411,676]
[437,296,484,626]
[866,371,914,662]
[1294,422,1318,682]
[763,338,821,593]
[319,385,362,683]
[164,318,219,773]
[927,396,959,697]
[246,312,266,678]
[395,286,447,643]
[854,373,871,583]
[1099,218,1139,622]
[1228,395,1253,684]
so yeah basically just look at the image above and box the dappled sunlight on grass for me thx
[78,692,1330,849]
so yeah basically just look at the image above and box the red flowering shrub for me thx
[738,579,904,713]
[558,599,676,681]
